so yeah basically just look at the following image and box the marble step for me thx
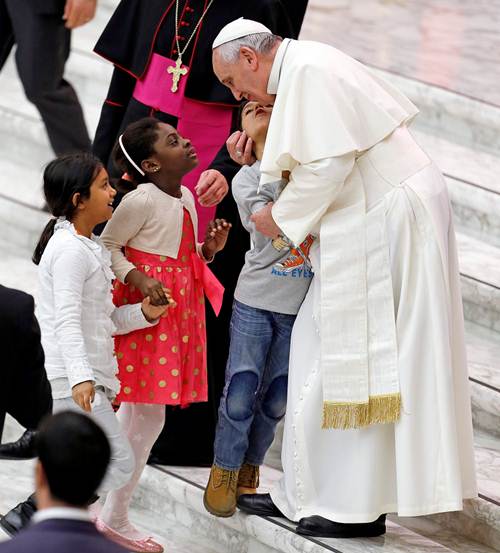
[0,414,496,553]
[467,322,500,440]
[412,129,500,248]
[130,463,497,553]
[457,232,500,333]
[465,322,500,440]
[409,434,500,552]
[373,68,500,157]
[300,4,500,157]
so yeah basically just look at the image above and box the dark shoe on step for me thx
[297,514,386,538]
[0,494,37,536]
[0,430,38,460]
[236,493,284,517]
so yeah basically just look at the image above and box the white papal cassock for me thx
[260,39,477,522]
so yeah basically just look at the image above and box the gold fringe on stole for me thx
[322,393,401,429]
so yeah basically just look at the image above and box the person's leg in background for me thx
[4,0,91,154]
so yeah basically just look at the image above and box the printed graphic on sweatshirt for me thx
[271,234,315,278]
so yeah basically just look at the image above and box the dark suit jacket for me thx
[0,519,128,553]
[0,285,52,436]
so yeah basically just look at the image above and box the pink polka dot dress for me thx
[113,209,208,406]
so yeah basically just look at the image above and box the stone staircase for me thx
[0,1,499,552]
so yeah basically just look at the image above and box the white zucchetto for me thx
[212,18,273,49]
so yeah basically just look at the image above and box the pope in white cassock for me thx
[211,19,477,538]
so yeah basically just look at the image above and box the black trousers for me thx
[1,0,91,155]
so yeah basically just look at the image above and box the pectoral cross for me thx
[167,57,188,93]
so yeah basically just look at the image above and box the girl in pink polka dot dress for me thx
[99,118,230,552]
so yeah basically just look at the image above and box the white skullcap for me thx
[212,18,273,49]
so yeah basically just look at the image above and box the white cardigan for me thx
[37,220,155,399]
[101,183,200,283]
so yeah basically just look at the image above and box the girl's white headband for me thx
[118,134,145,176]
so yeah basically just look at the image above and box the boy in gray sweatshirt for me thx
[204,102,314,518]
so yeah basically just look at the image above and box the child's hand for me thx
[125,269,169,306]
[141,289,176,322]
[202,219,232,260]
[72,380,95,412]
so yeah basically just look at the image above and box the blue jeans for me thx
[214,300,296,470]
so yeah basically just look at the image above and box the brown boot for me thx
[203,465,239,517]
[237,463,260,497]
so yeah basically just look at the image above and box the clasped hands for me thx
[124,218,231,309]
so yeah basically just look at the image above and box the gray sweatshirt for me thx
[232,161,313,315]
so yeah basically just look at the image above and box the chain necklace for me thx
[167,0,216,92]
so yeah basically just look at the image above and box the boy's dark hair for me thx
[237,100,250,131]
[37,412,111,507]
[112,117,161,185]
[32,152,103,265]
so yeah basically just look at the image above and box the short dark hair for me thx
[37,412,111,507]
[237,100,250,131]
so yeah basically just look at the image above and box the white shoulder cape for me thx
[260,39,418,184]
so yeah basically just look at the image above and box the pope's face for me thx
[213,48,275,105]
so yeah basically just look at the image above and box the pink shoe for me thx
[95,518,164,553]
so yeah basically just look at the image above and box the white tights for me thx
[99,403,165,539]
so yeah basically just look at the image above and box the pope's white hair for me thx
[214,33,281,63]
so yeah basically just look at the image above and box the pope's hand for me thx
[195,170,228,207]
[226,131,256,166]
[250,203,281,239]
[63,0,97,29]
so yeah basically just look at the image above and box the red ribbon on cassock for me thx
[191,253,224,316]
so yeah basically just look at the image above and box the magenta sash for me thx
[191,253,224,316]
[133,53,233,239]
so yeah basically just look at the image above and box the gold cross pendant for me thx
[167,57,188,93]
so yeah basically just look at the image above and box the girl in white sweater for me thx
[33,152,169,552]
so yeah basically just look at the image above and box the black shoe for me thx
[236,493,284,517]
[0,494,37,536]
[0,430,38,460]
[297,514,386,538]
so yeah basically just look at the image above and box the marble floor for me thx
[302,0,500,105]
